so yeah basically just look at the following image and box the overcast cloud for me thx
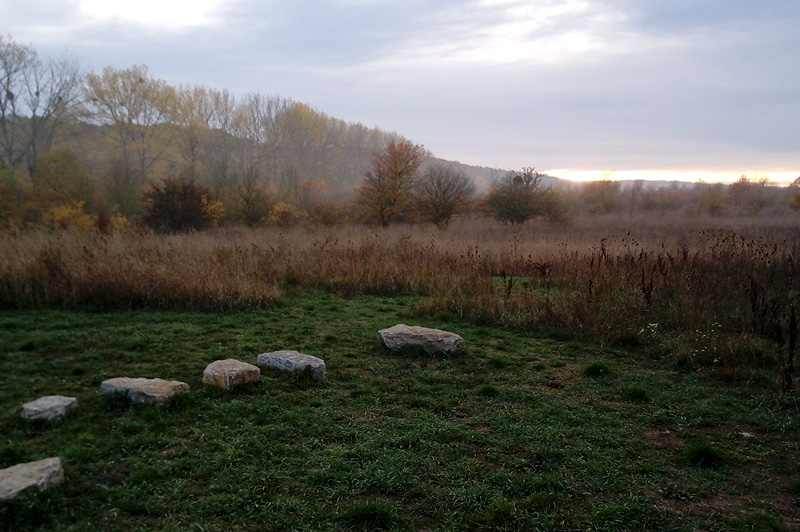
[3,0,799,182]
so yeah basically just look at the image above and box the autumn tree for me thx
[415,164,475,229]
[788,177,800,210]
[355,140,424,226]
[273,101,330,179]
[698,183,727,217]
[230,92,288,182]
[277,164,324,211]
[170,85,219,181]
[233,179,274,227]
[641,185,686,215]
[83,65,177,213]
[539,187,573,223]
[581,179,622,215]
[728,175,774,215]
[197,88,238,193]
[484,167,542,225]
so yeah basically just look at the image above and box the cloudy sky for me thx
[3,0,799,182]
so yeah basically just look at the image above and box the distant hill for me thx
[424,157,565,192]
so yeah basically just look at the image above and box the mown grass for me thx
[2,292,799,531]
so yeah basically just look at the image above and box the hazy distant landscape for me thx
[2,36,800,231]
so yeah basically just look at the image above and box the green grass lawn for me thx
[1,293,798,531]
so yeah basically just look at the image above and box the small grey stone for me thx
[202,358,260,389]
[100,377,189,406]
[257,350,326,381]
[378,324,465,354]
[0,457,64,501]
[21,395,77,420]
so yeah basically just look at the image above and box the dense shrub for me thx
[44,201,94,230]
[268,202,305,227]
[306,201,348,226]
[143,176,222,232]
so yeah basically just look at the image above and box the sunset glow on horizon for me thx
[546,169,799,185]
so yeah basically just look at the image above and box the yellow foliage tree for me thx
[84,65,177,214]
[268,202,305,227]
[44,201,94,230]
[201,196,225,227]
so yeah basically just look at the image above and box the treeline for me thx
[1,35,799,232]
[358,152,800,230]
[541,175,800,222]
[0,35,424,226]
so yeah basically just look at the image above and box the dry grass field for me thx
[2,214,797,385]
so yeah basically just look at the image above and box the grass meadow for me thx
[1,214,799,531]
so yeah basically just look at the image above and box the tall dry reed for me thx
[1,215,798,383]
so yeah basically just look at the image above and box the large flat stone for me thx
[202,358,260,389]
[378,324,465,354]
[0,457,64,501]
[21,395,77,420]
[257,350,326,381]
[100,377,189,406]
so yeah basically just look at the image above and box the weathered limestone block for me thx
[100,377,189,406]
[202,358,260,389]
[378,324,465,354]
[257,350,326,381]
[21,395,77,420]
[0,457,64,501]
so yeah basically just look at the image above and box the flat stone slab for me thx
[0,457,64,501]
[379,324,465,354]
[202,358,260,389]
[257,350,326,381]
[100,377,189,406]
[22,395,77,420]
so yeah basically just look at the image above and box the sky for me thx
[3,0,799,183]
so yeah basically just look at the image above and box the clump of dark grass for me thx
[487,355,512,368]
[473,498,520,530]
[526,491,560,512]
[476,383,501,397]
[623,386,649,402]
[583,361,611,377]
[340,500,406,530]
[684,439,727,469]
